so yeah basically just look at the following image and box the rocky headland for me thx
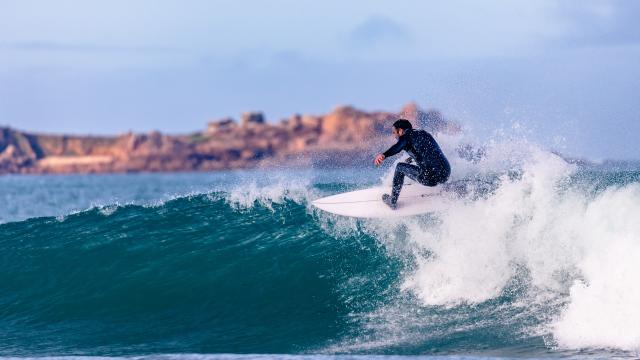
[0,102,461,174]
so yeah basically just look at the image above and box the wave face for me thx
[1,149,640,358]
[0,192,399,355]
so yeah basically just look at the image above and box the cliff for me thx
[0,102,461,174]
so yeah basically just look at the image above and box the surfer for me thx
[374,119,451,209]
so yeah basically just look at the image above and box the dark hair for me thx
[392,119,413,131]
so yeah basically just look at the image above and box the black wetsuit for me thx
[383,129,451,204]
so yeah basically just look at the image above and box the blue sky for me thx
[1,0,639,159]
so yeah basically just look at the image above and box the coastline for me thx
[0,103,459,175]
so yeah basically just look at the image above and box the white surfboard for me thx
[312,183,452,218]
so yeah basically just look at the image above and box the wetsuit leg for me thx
[418,165,451,186]
[390,163,422,204]
[391,163,451,204]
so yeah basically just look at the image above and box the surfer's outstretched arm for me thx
[374,136,408,166]
[382,136,408,158]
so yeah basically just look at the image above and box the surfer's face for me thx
[392,127,404,139]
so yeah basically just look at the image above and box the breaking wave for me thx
[1,142,639,358]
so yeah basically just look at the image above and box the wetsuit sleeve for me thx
[382,136,407,158]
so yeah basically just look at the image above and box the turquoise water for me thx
[1,159,640,359]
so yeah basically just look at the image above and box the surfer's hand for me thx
[374,153,385,166]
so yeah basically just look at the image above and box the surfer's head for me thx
[392,119,412,138]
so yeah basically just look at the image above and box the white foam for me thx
[552,184,640,351]
[396,147,572,303]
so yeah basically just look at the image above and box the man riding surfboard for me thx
[374,119,451,209]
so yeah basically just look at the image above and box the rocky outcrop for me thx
[0,102,460,174]
[240,112,265,128]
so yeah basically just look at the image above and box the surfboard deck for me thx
[312,183,452,218]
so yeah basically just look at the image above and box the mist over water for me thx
[1,135,640,359]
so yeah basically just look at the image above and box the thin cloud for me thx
[348,15,412,49]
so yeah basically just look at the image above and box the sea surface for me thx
[1,144,640,360]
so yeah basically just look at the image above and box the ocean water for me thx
[1,141,640,360]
